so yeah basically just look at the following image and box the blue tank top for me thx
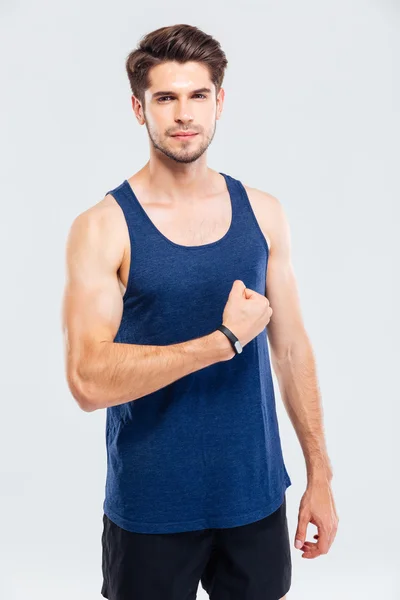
[102,172,291,533]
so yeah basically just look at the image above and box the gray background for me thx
[1,0,398,598]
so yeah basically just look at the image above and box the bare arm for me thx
[62,204,232,413]
[260,193,339,559]
[263,196,333,484]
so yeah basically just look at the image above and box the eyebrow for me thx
[151,87,212,99]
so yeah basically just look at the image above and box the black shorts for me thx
[101,495,291,600]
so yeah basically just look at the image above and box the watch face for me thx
[234,340,243,354]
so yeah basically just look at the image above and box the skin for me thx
[62,60,339,588]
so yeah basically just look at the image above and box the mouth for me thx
[171,133,198,140]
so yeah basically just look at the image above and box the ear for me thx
[131,95,145,125]
[216,87,225,121]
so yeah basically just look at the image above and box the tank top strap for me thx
[105,181,137,220]
[105,180,160,243]
[221,172,269,254]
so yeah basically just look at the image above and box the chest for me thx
[141,188,233,245]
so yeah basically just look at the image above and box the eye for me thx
[157,93,207,103]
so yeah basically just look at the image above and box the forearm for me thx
[272,336,333,484]
[72,330,233,411]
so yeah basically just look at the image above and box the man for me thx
[62,23,338,600]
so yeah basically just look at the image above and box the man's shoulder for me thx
[71,187,127,232]
[242,182,282,212]
[240,182,287,252]
[67,192,128,267]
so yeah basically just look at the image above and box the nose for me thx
[174,99,194,124]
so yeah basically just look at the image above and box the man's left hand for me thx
[294,480,339,559]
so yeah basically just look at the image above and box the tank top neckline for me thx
[122,172,235,251]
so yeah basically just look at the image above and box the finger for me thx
[301,543,314,551]
[294,512,310,549]
[301,542,322,559]
[301,542,312,552]
[304,527,329,558]
[302,545,320,554]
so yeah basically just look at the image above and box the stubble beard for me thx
[144,120,217,164]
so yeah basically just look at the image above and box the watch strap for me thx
[217,324,242,355]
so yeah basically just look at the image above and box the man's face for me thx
[136,61,224,164]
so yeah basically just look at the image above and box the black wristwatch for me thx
[217,324,243,355]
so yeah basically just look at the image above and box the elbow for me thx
[67,369,101,412]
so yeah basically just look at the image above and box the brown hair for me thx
[125,24,228,109]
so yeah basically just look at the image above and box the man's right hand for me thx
[220,279,273,349]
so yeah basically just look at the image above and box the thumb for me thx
[294,514,309,549]
[231,279,247,297]
[243,286,254,299]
